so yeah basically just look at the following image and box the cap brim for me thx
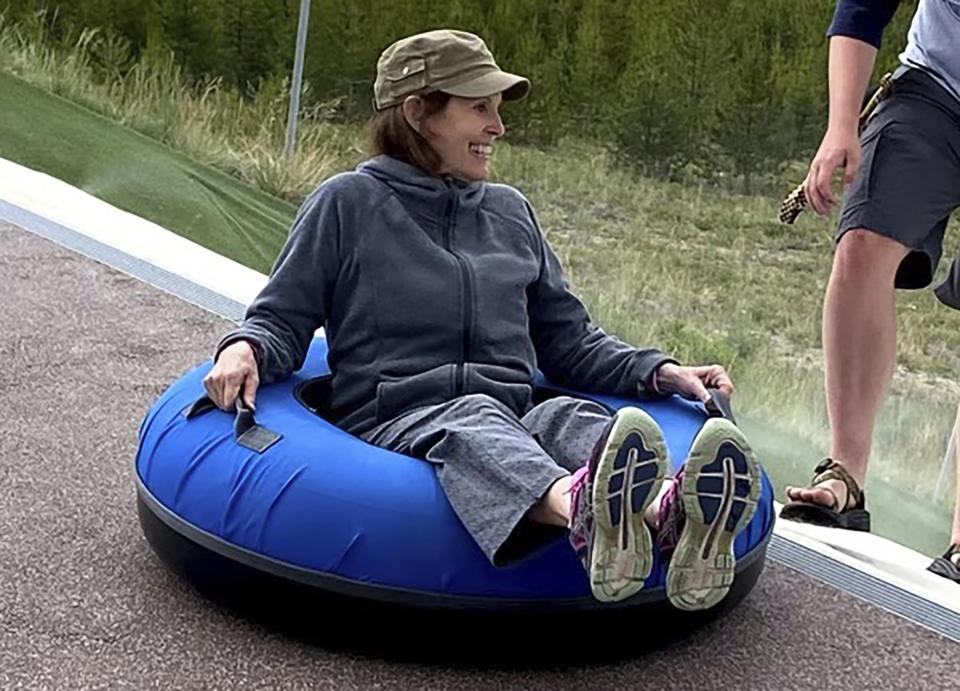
[441,70,530,101]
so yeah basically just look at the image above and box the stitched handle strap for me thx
[183,395,282,453]
[233,399,283,453]
[704,388,736,425]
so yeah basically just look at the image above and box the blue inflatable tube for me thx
[136,336,774,613]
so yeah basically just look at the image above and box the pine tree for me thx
[569,0,605,134]
[159,0,221,79]
[613,0,691,174]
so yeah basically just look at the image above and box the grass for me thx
[0,71,295,273]
[0,11,360,203]
[1,11,957,555]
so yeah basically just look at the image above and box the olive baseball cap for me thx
[374,30,530,111]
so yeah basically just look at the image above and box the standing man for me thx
[781,0,960,543]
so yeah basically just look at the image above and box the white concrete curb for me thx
[0,157,267,308]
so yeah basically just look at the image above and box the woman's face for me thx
[422,94,505,181]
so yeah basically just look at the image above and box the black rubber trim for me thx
[135,473,769,614]
[293,376,333,418]
[137,490,766,660]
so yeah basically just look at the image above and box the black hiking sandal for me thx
[780,458,871,532]
[928,545,960,584]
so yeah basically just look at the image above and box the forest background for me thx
[1,0,914,191]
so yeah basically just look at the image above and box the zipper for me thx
[458,254,473,396]
[442,189,472,396]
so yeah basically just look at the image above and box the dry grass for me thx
[0,10,357,202]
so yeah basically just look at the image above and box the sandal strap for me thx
[810,458,865,511]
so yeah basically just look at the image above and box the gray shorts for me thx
[837,68,960,289]
[361,393,612,566]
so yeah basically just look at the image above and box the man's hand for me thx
[803,126,862,215]
[802,35,878,217]
[655,362,734,403]
[204,340,260,411]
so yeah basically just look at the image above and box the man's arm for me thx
[803,0,903,214]
[804,36,878,215]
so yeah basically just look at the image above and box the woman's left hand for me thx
[654,362,734,402]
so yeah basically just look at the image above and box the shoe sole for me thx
[779,500,871,531]
[667,418,760,612]
[589,407,669,603]
[928,557,960,583]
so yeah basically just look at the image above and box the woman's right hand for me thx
[204,340,260,411]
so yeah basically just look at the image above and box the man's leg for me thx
[787,228,908,508]
[927,403,960,581]
[951,403,960,549]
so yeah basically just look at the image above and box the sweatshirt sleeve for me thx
[524,201,676,398]
[826,0,901,48]
[215,185,341,383]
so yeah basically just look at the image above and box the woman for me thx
[204,29,761,610]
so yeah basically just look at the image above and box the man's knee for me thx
[833,228,910,281]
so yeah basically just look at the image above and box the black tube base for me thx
[138,493,767,665]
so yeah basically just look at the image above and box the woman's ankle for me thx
[528,476,572,527]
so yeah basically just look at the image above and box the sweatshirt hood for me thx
[357,155,487,216]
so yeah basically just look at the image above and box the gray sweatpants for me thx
[360,393,611,566]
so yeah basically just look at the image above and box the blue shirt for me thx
[827,0,900,48]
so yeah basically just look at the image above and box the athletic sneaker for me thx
[661,417,761,611]
[568,406,670,602]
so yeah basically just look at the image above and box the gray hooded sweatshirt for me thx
[218,155,673,436]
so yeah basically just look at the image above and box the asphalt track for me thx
[2,220,957,689]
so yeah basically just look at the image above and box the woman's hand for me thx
[655,362,734,403]
[204,340,260,411]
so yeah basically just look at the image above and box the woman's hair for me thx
[368,91,451,175]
